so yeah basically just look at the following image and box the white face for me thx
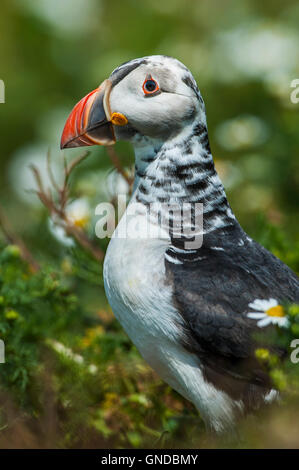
[109,56,203,142]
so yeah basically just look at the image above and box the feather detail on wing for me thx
[165,225,299,408]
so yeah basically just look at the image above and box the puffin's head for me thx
[61,55,205,149]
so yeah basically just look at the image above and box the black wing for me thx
[165,225,299,408]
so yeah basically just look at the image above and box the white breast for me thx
[103,209,180,348]
[104,210,191,395]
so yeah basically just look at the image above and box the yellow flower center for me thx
[266,305,284,317]
[72,216,90,228]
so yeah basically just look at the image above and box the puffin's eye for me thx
[142,77,159,95]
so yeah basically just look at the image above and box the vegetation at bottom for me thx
[0,216,299,448]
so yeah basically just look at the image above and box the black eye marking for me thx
[110,59,147,86]
[144,79,157,92]
[182,75,199,97]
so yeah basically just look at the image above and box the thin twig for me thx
[30,151,105,262]
[30,147,131,263]
[65,151,90,183]
[47,149,60,193]
[29,164,46,196]
[63,222,104,262]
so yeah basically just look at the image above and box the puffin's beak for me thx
[60,79,128,149]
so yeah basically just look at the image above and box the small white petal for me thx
[275,317,290,328]
[48,218,75,247]
[247,312,266,319]
[267,298,279,309]
[248,299,268,311]
[270,317,280,324]
[248,299,262,310]
[257,316,272,328]
[248,298,278,312]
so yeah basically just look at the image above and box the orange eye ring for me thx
[142,76,159,95]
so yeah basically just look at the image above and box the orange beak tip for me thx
[60,80,120,150]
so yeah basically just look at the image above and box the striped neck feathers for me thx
[132,121,236,235]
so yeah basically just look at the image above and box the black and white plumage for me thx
[61,55,299,432]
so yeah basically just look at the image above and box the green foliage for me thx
[0,244,81,404]
[248,214,299,273]
[0,242,198,448]
[1,233,299,449]
[253,302,299,397]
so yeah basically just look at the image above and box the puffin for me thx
[61,55,299,432]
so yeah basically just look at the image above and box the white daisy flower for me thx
[48,198,90,246]
[66,198,90,228]
[247,298,289,328]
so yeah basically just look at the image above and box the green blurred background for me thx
[0,0,299,449]
[1,0,299,241]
